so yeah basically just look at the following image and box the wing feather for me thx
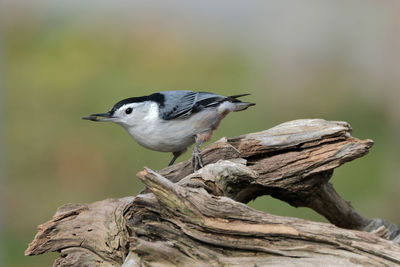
[159,91,227,120]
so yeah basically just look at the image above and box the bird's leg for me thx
[192,132,212,171]
[192,141,203,171]
[168,150,185,166]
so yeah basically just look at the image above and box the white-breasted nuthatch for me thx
[82,90,255,170]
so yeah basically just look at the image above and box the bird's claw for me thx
[192,150,203,171]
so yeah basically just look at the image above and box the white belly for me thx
[125,109,222,152]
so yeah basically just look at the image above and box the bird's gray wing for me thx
[159,91,227,120]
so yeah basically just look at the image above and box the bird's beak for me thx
[82,112,115,122]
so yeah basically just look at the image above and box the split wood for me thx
[26,119,400,266]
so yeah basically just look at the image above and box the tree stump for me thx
[25,119,400,266]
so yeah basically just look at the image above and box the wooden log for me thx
[25,198,133,266]
[159,119,373,229]
[125,167,400,266]
[25,119,400,266]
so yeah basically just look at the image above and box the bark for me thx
[25,119,400,266]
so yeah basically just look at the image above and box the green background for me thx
[2,2,400,266]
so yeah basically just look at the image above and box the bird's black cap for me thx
[109,93,165,115]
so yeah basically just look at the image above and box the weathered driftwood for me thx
[25,119,400,266]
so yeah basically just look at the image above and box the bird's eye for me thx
[125,108,133,114]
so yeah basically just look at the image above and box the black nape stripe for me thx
[147,93,165,107]
[110,93,165,114]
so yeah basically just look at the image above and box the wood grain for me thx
[25,119,400,266]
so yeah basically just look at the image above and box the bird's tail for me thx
[228,94,256,112]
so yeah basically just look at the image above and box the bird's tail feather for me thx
[228,93,251,99]
[233,102,256,111]
[227,93,256,111]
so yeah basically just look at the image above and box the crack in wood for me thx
[25,119,400,266]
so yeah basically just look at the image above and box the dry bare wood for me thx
[25,119,400,266]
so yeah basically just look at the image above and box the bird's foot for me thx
[191,149,203,171]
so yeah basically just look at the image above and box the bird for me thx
[82,90,255,171]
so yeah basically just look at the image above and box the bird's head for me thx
[82,96,155,127]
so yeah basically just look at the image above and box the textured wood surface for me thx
[25,198,133,266]
[25,119,400,266]
[126,167,400,266]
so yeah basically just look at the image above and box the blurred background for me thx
[1,0,400,266]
